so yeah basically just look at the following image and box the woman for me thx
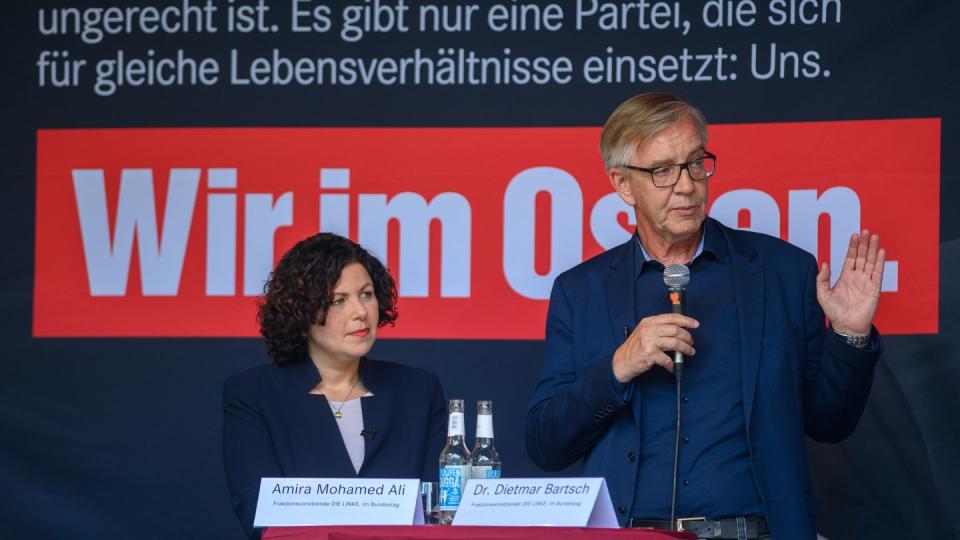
[222,233,446,538]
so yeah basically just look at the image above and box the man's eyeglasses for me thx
[621,151,717,188]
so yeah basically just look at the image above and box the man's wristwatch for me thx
[832,327,870,348]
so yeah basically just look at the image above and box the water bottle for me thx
[471,400,501,479]
[438,399,471,524]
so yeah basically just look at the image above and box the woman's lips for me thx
[348,328,370,337]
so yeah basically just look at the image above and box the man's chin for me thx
[670,214,705,229]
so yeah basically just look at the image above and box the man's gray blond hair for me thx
[600,93,708,169]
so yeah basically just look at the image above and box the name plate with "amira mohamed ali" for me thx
[253,478,423,527]
[452,477,618,527]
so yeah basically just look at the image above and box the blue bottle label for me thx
[439,465,464,510]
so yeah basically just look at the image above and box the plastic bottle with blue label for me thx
[438,398,470,524]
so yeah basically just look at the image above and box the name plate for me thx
[452,477,618,527]
[253,478,423,527]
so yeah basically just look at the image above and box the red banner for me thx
[34,120,939,337]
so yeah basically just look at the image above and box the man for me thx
[525,93,883,540]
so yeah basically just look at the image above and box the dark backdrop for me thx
[2,1,958,538]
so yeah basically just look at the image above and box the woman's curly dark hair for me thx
[258,233,398,364]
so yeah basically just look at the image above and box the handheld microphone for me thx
[662,264,690,381]
[662,263,690,531]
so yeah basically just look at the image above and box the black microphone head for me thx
[663,263,690,289]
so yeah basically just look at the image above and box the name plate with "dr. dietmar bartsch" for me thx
[451,477,618,527]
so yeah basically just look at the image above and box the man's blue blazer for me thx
[525,218,880,540]
[223,357,446,538]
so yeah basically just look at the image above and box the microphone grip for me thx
[668,288,686,380]
[668,288,685,316]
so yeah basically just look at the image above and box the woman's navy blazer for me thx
[223,357,447,538]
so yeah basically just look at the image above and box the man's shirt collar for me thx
[634,218,728,277]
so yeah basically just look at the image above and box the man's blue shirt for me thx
[628,220,764,519]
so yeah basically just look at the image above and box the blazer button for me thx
[605,404,616,412]
[627,451,636,462]
[617,505,626,515]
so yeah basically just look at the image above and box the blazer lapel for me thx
[278,360,358,476]
[724,228,765,431]
[605,237,638,344]
[605,237,643,425]
[357,359,390,474]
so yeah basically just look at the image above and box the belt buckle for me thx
[676,516,707,531]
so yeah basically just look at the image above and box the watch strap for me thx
[832,327,870,347]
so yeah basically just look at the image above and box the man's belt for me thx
[627,516,769,539]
